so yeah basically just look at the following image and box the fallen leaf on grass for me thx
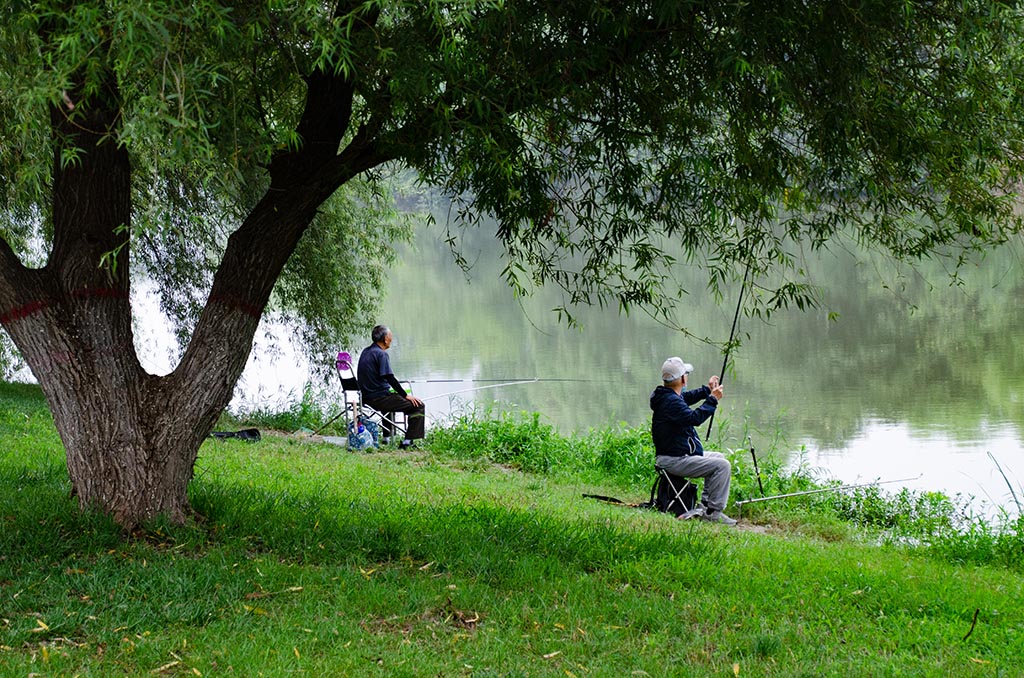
[971,658,991,665]
[151,660,180,673]
[244,586,303,600]
[31,619,49,632]
[544,651,561,659]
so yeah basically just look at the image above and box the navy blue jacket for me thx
[357,344,407,400]
[650,384,718,457]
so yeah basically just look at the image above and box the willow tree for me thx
[1,1,1021,527]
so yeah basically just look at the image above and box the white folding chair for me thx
[335,351,408,441]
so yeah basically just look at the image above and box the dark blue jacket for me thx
[650,384,718,457]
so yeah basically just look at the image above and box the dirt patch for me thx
[735,521,771,535]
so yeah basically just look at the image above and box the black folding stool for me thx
[651,467,700,517]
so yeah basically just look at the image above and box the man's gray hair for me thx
[371,324,390,344]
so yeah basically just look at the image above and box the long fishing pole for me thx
[407,378,592,384]
[734,475,922,510]
[421,379,542,401]
[313,377,577,433]
[705,262,751,440]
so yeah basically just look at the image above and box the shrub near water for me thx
[429,409,652,485]
[226,382,353,435]
[428,410,581,474]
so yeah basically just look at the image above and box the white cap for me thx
[661,356,693,382]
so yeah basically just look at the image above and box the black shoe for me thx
[399,440,416,450]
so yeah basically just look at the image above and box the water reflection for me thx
[377,220,1023,515]
[120,217,1023,516]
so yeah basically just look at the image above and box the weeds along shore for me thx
[238,386,1024,569]
[2,381,1022,675]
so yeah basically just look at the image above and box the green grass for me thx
[2,383,1023,676]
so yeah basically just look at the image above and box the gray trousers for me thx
[655,451,732,512]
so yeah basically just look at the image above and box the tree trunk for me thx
[0,74,249,527]
[0,77,216,526]
[0,30,384,529]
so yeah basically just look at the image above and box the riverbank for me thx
[2,382,1022,675]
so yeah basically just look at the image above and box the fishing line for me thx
[407,378,592,384]
[415,377,596,401]
[420,379,541,401]
[734,475,923,510]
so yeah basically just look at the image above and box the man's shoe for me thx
[676,505,706,521]
[381,436,392,446]
[399,440,416,450]
[700,510,737,526]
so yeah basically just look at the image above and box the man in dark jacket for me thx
[650,356,736,525]
[357,324,425,449]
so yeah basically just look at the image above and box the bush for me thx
[230,383,344,434]
[428,409,576,474]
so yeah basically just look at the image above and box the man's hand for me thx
[406,394,423,407]
[709,376,723,400]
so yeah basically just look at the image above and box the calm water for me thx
[88,219,1023,518]
[367,222,1024,516]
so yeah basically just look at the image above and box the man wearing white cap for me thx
[650,356,736,525]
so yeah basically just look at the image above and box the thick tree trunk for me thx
[0,78,221,526]
[0,22,386,529]
[0,75,248,526]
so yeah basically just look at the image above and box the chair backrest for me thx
[335,350,360,387]
[336,351,360,393]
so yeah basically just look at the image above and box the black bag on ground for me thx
[648,471,698,517]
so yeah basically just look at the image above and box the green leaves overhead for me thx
[402,1,1024,318]
[2,0,1023,349]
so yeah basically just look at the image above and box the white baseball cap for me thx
[661,356,693,382]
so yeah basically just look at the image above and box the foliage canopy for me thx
[2,0,1022,355]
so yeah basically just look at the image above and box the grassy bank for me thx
[2,382,1023,676]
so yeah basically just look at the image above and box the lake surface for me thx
[363,221,1024,517]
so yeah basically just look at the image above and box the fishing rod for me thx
[312,377,576,434]
[734,475,922,516]
[705,261,751,440]
[406,378,592,384]
[420,379,544,401]
[748,436,765,497]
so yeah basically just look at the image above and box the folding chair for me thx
[649,467,700,518]
[335,351,408,442]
